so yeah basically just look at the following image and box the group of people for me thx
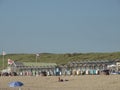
[58,77,69,82]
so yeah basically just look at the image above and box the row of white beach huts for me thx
[1,59,120,76]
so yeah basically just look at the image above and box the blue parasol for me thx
[8,81,23,90]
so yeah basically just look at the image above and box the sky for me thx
[0,0,120,54]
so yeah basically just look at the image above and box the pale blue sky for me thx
[0,0,120,54]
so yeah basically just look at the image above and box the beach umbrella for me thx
[8,81,23,90]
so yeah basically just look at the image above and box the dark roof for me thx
[14,61,24,66]
[68,60,116,65]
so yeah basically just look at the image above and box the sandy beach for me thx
[0,75,120,90]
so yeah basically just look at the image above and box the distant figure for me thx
[65,79,69,81]
[58,77,63,82]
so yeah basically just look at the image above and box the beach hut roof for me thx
[68,60,116,65]
[14,61,24,67]
[13,61,57,68]
[23,62,57,67]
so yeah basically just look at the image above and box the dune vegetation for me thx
[0,52,120,69]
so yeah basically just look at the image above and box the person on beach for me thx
[58,77,63,82]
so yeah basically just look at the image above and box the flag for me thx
[36,53,39,57]
[2,51,6,56]
[8,59,14,65]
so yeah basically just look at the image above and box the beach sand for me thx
[0,75,120,90]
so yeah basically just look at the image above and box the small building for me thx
[116,61,120,71]
[9,61,57,76]
[65,60,120,75]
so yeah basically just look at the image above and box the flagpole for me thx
[36,54,39,63]
[36,54,37,63]
[2,50,6,69]
[3,54,5,68]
